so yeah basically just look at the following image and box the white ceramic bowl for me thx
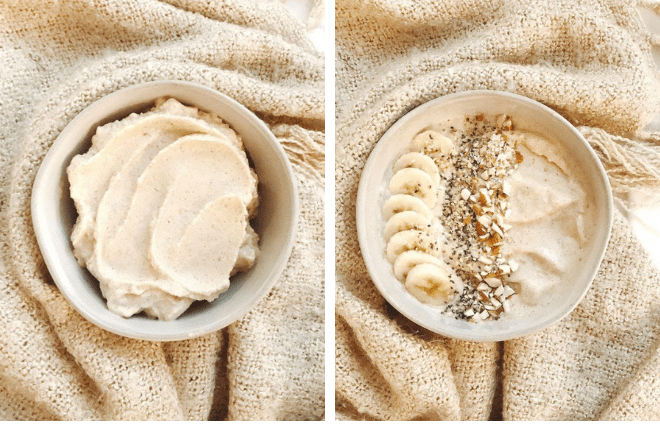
[32,81,298,341]
[357,90,613,342]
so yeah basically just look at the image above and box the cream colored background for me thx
[632,7,660,269]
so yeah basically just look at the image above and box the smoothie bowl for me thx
[357,90,613,342]
[32,81,298,341]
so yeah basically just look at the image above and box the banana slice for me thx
[382,194,433,221]
[393,250,446,281]
[393,152,440,187]
[386,230,438,264]
[388,168,437,208]
[405,263,459,305]
[383,211,432,242]
[410,130,456,160]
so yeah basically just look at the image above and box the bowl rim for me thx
[356,89,614,342]
[31,80,299,341]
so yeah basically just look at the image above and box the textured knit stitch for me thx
[0,0,324,420]
[336,0,660,420]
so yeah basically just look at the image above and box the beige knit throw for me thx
[0,0,324,420]
[336,0,660,420]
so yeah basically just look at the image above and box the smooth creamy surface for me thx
[68,98,259,320]
[503,132,595,310]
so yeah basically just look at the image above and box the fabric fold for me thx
[598,335,660,420]
[163,332,223,420]
[336,290,461,420]
[448,340,501,420]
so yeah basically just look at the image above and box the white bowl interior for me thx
[357,90,612,341]
[32,81,298,341]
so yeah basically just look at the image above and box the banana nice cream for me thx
[68,98,259,321]
[382,114,597,322]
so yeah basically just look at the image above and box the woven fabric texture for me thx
[335,0,660,420]
[0,0,324,420]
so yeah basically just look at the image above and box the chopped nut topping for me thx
[485,277,502,288]
[477,215,492,228]
[509,259,519,272]
[502,180,511,196]
[515,151,524,164]
[491,222,504,237]
[478,255,493,265]
[429,113,522,322]
[502,285,516,298]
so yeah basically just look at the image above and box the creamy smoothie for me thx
[68,98,259,321]
[502,132,595,313]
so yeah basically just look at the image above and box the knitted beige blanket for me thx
[336,0,660,420]
[0,0,324,420]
